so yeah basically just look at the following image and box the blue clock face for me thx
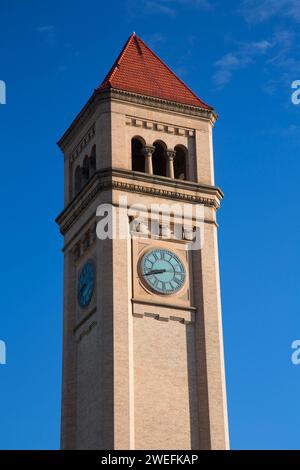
[77,261,95,308]
[141,249,186,295]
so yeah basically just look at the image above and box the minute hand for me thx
[143,269,167,276]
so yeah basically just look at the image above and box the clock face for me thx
[77,261,95,308]
[140,249,186,295]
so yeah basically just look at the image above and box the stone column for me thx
[142,146,155,175]
[166,149,176,179]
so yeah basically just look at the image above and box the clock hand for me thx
[143,269,167,276]
[80,283,87,293]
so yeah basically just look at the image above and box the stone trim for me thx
[57,179,102,235]
[70,124,96,163]
[126,116,196,137]
[132,310,195,325]
[71,221,97,261]
[110,89,217,124]
[132,298,197,312]
[57,88,217,152]
[56,168,223,235]
[62,213,96,253]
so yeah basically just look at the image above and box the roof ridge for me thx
[108,34,135,84]
[96,33,214,111]
[135,35,212,110]
[96,34,135,90]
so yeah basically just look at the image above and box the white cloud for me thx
[239,0,300,24]
[143,32,165,48]
[213,54,252,87]
[213,40,273,88]
[127,0,214,18]
[215,52,252,69]
[240,40,273,54]
[264,30,300,88]
[144,1,176,16]
[212,26,300,92]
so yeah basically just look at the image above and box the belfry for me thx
[57,33,229,450]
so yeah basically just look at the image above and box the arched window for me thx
[174,145,187,180]
[132,137,145,172]
[90,145,96,175]
[82,156,89,185]
[152,141,167,177]
[75,165,82,194]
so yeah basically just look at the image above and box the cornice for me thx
[108,88,218,125]
[56,168,223,236]
[109,168,224,199]
[57,87,218,153]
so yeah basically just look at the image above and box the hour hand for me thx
[143,269,166,276]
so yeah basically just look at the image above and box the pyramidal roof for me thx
[97,33,212,110]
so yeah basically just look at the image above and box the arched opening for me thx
[82,156,89,185]
[152,141,167,177]
[90,145,96,175]
[75,165,82,194]
[132,138,145,172]
[174,145,187,180]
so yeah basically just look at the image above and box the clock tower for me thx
[56,33,229,450]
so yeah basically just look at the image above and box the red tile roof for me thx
[97,33,212,110]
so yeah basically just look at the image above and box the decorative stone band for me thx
[57,88,217,152]
[132,300,196,325]
[133,311,195,325]
[56,168,223,236]
[69,123,96,163]
[126,116,196,137]
[109,89,218,125]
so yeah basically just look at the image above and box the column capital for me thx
[142,145,154,175]
[166,149,175,178]
[166,149,176,160]
[142,145,155,156]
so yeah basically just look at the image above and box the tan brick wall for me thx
[133,316,199,449]
[59,93,229,450]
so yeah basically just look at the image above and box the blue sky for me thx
[0,0,300,450]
